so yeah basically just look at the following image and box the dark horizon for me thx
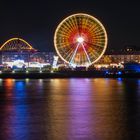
[0,0,140,51]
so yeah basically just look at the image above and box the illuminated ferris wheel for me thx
[54,13,108,67]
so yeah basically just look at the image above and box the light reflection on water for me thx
[0,78,140,140]
[68,79,93,139]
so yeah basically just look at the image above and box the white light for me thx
[12,70,15,73]
[25,78,29,83]
[77,37,84,43]
[26,70,29,73]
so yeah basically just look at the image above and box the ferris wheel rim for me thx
[54,13,108,67]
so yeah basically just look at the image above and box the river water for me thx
[0,78,140,140]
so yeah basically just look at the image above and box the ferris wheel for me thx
[54,13,108,67]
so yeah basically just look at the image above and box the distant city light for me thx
[12,70,15,73]
[105,71,109,74]
[118,71,122,75]
[26,70,29,73]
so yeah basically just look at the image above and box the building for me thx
[0,38,139,69]
[0,38,37,67]
[97,45,140,64]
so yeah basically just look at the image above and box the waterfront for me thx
[0,78,140,140]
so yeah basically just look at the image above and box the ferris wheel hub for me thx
[77,37,84,43]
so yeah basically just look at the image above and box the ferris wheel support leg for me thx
[70,43,80,65]
[81,43,91,65]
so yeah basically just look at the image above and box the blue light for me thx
[124,63,140,73]
[105,71,109,75]
[117,78,122,81]
[15,81,26,98]
[118,71,122,75]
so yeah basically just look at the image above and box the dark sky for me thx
[0,0,140,51]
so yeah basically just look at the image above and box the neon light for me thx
[0,38,33,50]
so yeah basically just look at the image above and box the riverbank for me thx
[0,71,140,78]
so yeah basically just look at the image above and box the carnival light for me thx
[54,13,108,67]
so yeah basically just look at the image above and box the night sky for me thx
[0,0,140,51]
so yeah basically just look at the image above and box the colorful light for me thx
[54,13,108,67]
[0,38,34,51]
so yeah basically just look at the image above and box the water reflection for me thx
[122,79,140,139]
[69,79,94,139]
[0,79,29,140]
[0,78,140,140]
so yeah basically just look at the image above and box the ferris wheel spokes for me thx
[70,42,91,66]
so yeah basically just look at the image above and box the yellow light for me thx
[54,13,108,67]
[0,38,33,50]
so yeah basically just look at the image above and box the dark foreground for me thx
[0,78,140,140]
[0,71,140,78]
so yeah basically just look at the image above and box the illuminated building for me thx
[94,46,140,69]
[124,62,140,72]
[0,38,55,68]
[100,46,140,64]
[0,37,139,71]
[0,38,37,67]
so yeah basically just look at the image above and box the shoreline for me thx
[0,71,140,79]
